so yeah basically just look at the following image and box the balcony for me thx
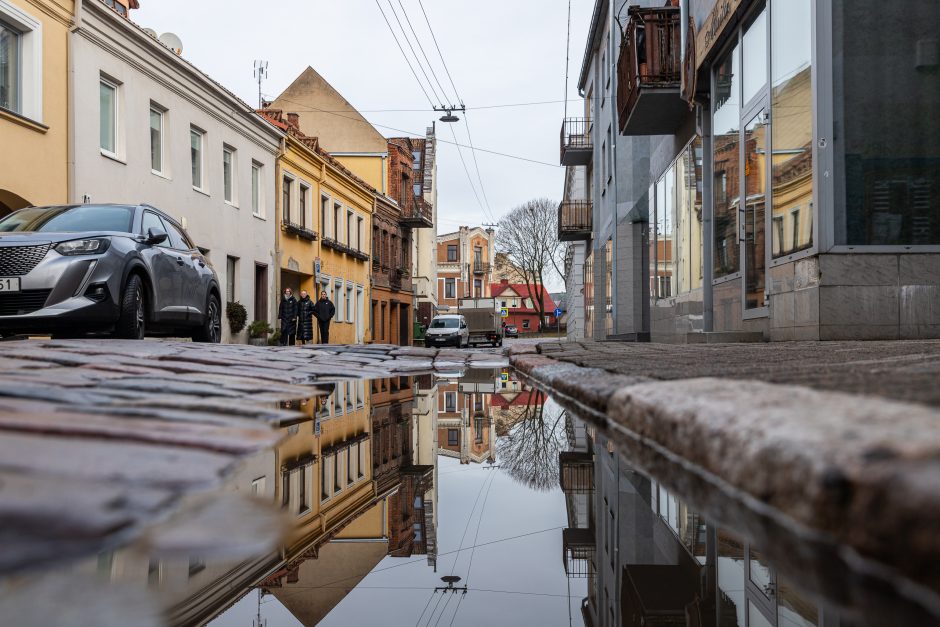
[617,6,685,136]
[559,451,594,492]
[558,200,593,241]
[559,118,592,166]
[472,262,490,276]
[400,195,433,228]
[281,220,318,241]
[562,527,595,578]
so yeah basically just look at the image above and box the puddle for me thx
[2,367,936,626]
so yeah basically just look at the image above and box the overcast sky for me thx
[134,0,592,235]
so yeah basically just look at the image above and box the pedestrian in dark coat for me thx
[313,290,336,344]
[297,290,315,344]
[278,288,298,346]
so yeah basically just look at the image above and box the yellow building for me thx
[0,0,74,215]
[261,109,374,344]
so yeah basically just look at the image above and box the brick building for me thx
[435,226,496,310]
[491,280,559,333]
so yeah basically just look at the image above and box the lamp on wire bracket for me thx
[435,104,466,123]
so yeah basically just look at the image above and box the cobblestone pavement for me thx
[509,339,940,601]
[0,339,506,577]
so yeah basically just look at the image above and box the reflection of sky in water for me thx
[211,399,585,627]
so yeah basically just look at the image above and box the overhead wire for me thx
[374,0,435,107]
[396,0,454,105]
[386,0,446,106]
[447,122,488,218]
[417,0,462,105]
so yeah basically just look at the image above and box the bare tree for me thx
[495,198,566,330]
[496,390,569,492]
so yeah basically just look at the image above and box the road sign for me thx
[499,308,509,318]
[554,307,562,318]
[500,371,509,382]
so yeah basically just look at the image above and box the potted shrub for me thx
[247,320,273,347]
[267,329,281,346]
[226,301,248,337]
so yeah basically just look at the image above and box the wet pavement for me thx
[1,339,938,626]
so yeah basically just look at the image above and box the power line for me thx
[448,122,488,218]
[417,0,462,104]
[266,93,561,168]
[386,0,445,106]
[396,0,454,105]
[374,0,435,107]
[264,98,601,114]
[462,113,494,221]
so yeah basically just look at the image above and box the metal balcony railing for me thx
[559,451,594,493]
[472,262,490,275]
[281,219,318,241]
[560,118,593,166]
[558,200,592,241]
[401,195,433,228]
[617,6,685,135]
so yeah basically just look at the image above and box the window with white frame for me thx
[225,256,237,303]
[149,104,165,175]
[0,4,42,121]
[251,161,263,217]
[356,216,363,252]
[222,145,236,204]
[445,392,456,413]
[99,77,119,156]
[345,282,353,323]
[190,127,205,190]
[333,279,343,321]
[346,210,353,246]
[281,175,292,223]
[333,202,342,240]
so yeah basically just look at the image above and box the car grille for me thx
[0,244,53,276]
[0,289,53,316]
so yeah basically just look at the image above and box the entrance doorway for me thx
[254,264,269,324]
[399,303,410,346]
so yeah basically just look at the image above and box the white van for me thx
[424,314,469,348]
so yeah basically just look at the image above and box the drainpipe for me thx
[608,0,619,339]
[67,0,84,204]
[274,136,286,312]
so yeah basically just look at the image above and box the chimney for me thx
[287,113,301,130]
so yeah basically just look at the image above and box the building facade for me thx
[568,0,940,342]
[410,128,439,329]
[435,226,496,310]
[0,0,74,215]
[69,0,282,342]
[491,279,559,333]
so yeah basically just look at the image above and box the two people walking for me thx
[278,287,336,345]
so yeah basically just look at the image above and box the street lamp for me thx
[435,104,465,123]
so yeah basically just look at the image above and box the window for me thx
[447,244,457,262]
[99,78,118,156]
[333,453,341,492]
[321,195,330,235]
[251,162,263,217]
[444,278,456,299]
[282,176,291,223]
[712,41,741,278]
[345,283,353,323]
[522,319,530,329]
[0,20,21,113]
[226,256,237,303]
[333,202,342,240]
[190,127,204,190]
[321,456,330,500]
[473,279,482,297]
[346,211,353,246]
[348,443,355,483]
[356,216,363,251]
[250,476,266,496]
[149,105,164,174]
[334,280,343,321]
[222,146,235,204]
[299,184,309,228]
[445,392,456,413]
[447,429,458,445]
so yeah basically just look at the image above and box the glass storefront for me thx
[713,41,742,279]
[834,0,940,246]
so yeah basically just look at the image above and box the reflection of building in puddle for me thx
[436,370,497,465]
[66,377,444,626]
[561,419,823,627]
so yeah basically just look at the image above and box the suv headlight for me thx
[55,238,111,256]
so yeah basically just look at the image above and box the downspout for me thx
[68,0,84,204]
[274,135,286,315]
[608,0,619,339]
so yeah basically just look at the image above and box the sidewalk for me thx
[509,339,940,602]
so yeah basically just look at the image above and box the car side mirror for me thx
[145,227,168,246]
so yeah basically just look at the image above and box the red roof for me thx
[491,282,557,313]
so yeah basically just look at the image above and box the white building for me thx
[69,0,283,342]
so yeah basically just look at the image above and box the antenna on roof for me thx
[158,32,183,55]
[253,60,268,109]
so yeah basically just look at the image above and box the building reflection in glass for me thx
[561,417,831,627]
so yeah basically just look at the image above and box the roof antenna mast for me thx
[253,60,268,109]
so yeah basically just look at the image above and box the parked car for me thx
[424,314,469,348]
[0,203,222,341]
[503,324,519,338]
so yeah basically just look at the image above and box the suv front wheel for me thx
[192,294,222,343]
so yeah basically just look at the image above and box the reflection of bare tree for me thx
[496,391,569,491]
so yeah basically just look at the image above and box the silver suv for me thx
[0,204,221,341]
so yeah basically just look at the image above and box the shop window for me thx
[712,42,741,278]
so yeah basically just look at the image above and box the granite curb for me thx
[508,342,940,600]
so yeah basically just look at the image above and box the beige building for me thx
[435,226,495,309]
[0,0,74,215]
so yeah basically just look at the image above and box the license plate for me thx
[0,277,20,293]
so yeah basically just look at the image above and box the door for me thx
[139,211,184,322]
[254,264,268,324]
[399,303,409,346]
[741,109,768,311]
[162,219,205,319]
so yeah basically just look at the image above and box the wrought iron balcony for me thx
[559,451,594,492]
[617,6,686,135]
[559,118,592,166]
[562,527,595,578]
[472,262,490,275]
[400,195,433,228]
[558,200,592,242]
[281,220,318,241]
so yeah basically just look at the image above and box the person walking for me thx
[278,287,298,346]
[313,289,336,344]
[297,290,315,344]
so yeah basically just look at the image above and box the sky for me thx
[133,0,593,235]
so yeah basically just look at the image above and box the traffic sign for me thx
[499,307,509,318]
[554,307,562,318]
[500,371,509,382]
